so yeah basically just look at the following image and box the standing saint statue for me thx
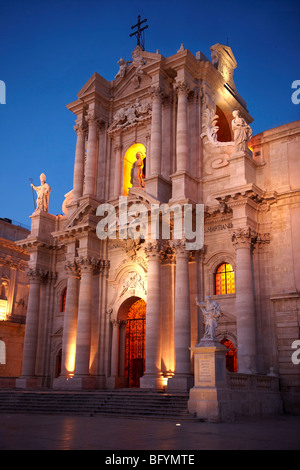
[31,173,51,212]
[130,152,145,189]
[231,110,252,153]
[195,296,223,342]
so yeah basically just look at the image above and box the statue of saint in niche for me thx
[130,152,145,189]
[232,110,252,153]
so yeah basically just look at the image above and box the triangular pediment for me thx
[77,72,111,100]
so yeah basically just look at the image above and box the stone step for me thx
[0,389,193,419]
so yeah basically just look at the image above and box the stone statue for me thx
[130,152,145,189]
[195,296,223,342]
[232,110,252,153]
[31,173,51,212]
[115,57,131,80]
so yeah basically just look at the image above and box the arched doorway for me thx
[221,338,237,372]
[125,298,146,387]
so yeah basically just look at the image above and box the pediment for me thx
[64,198,98,230]
[77,72,111,100]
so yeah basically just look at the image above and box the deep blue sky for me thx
[1,0,299,227]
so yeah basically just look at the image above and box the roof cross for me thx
[130,15,148,51]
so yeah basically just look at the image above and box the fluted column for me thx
[74,257,98,376]
[72,123,86,202]
[60,260,80,377]
[176,81,189,172]
[168,239,193,390]
[84,114,99,196]
[140,241,163,389]
[232,227,257,374]
[20,268,46,377]
[150,86,163,175]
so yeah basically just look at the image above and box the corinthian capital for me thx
[170,238,189,257]
[26,267,48,282]
[65,259,81,278]
[76,256,100,274]
[144,240,161,259]
[231,227,257,248]
[175,80,191,96]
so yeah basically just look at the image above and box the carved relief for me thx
[108,98,152,134]
[120,271,147,297]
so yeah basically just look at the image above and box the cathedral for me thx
[12,37,300,416]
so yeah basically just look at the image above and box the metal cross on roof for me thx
[130,15,149,51]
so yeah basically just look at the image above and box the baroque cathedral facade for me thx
[14,42,300,414]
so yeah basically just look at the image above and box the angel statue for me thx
[195,296,223,342]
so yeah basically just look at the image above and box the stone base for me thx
[52,375,97,390]
[16,377,39,389]
[106,375,128,389]
[140,373,166,390]
[188,387,230,422]
[167,374,194,391]
[169,171,199,204]
[144,174,172,202]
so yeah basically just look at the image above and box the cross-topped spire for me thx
[130,15,149,51]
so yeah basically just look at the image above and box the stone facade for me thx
[0,219,29,379]
[13,43,300,413]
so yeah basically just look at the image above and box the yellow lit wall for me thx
[122,143,146,196]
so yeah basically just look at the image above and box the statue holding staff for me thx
[30,173,51,212]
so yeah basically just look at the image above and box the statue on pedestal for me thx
[31,173,51,212]
[232,110,252,153]
[195,296,223,342]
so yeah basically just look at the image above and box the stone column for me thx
[168,239,193,390]
[110,319,120,378]
[232,227,257,374]
[140,241,164,389]
[113,142,123,199]
[72,123,86,202]
[74,257,97,377]
[83,114,99,196]
[176,81,189,173]
[19,268,45,379]
[150,86,163,176]
[60,260,80,377]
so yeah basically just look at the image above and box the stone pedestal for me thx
[188,342,228,422]
[228,151,256,187]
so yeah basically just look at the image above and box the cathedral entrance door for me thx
[125,299,146,387]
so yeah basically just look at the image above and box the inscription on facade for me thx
[204,222,233,233]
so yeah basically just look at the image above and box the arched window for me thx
[221,338,237,372]
[0,340,6,365]
[215,263,235,295]
[61,288,67,312]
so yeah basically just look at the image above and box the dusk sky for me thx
[1,0,299,227]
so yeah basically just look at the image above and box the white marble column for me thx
[20,268,45,377]
[72,123,86,202]
[74,257,97,376]
[176,81,189,173]
[60,260,80,377]
[84,114,99,196]
[140,241,164,389]
[150,86,163,176]
[168,239,193,390]
[113,142,123,199]
[232,227,257,374]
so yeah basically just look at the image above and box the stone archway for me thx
[118,296,146,388]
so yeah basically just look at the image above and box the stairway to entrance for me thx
[0,389,194,420]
